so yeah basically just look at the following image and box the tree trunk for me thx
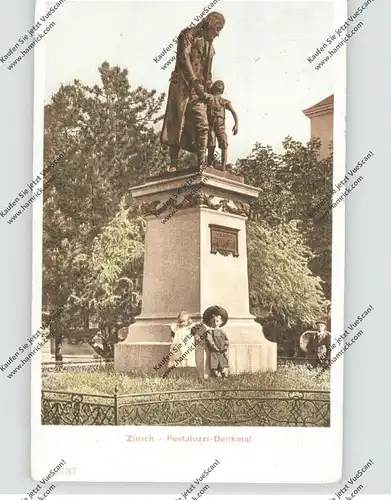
[53,322,63,364]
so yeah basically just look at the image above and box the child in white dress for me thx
[168,311,197,369]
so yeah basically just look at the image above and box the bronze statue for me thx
[203,80,238,170]
[160,12,225,171]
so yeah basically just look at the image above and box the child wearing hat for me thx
[202,305,230,378]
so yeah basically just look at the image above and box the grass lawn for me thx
[42,363,330,395]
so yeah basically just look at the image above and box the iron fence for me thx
[41,388,330,427]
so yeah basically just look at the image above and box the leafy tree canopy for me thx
[236,137,332,300]
[248,219,328,328]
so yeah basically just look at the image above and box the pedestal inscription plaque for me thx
[209,224,239,257]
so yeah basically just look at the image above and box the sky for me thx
[44,0,334,161]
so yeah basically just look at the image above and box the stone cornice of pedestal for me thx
[131,167,261,202]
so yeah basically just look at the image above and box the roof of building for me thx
[303,94,334,118]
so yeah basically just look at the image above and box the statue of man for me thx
[160,12,225,171]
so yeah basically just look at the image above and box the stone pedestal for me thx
[115,167,276,374]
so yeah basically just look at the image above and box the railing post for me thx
[73,395,82,425]
[114,386,119,425]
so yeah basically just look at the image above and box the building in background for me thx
[303,94,333,158]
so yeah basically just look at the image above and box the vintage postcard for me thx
[26,0,346,484]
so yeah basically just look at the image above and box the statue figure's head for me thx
[211,80,225,95]
[199,12,225,41]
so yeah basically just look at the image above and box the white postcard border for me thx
[31,0,346,484]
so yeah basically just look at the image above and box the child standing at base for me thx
[202,305,230,378]
[167,310,197,370]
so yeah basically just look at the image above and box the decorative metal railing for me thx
[42,388,330,427]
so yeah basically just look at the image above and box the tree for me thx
[279,137,333,299]
[247,219,328,328]
[237,138,332,352]
[235,142,296,226]
[42,62,166,359]
[237,137,333,300]
[72,199,145,358]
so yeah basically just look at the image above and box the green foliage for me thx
[72,198,145,326]
[247,219,327,327]
[237,137,332,335]
[42,62,164,357]
[280,138,333,299]
[237,137,333,305]
[236,142,295,226]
